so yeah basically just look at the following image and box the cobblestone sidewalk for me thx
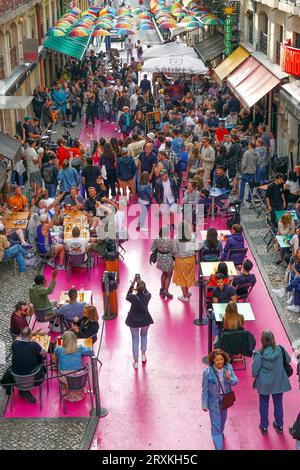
[0,418,90,450]
[241,205,300,344]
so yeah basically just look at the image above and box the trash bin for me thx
[101,271,119,320]
[105,240,119,278]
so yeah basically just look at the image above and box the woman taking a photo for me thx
[151,226,174,299]
[173,221,197,302]
[202,349,238,450]
[252,330,292,435]
[125,275,153,369]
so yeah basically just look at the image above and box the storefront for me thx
[279,42,300,164]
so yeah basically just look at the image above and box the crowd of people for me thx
[0,35,299,452]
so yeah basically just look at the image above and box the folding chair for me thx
[66,251,91,281]
[10,366,43,411]
[58,366,93,415]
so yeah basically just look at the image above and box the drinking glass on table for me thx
[79,286,84,302]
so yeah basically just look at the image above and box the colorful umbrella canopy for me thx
[133,7,148,14]
[159,22,177,29]
[137,13,152,19]
[117,28,136,35]
[199,14,223,26]
[96,22,113,29]
[69,28,89,37]
[69,7,81,14]
[117,8,131,15]
[139,24,155,30]
[47,29,66,36]
[115,22,135,29]
[156,17,177,25]
[92,29,111,37]
[177,20,200,28]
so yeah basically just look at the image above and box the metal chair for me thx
[10,366,43,411]
[58,365,93,415]
[215,330,256,371]
[35,240,56,267]
[225,248,248,267]
[66,251,91,281]
[200,249,221,262]
[0,258,15,274]
[236,280,257,302]
[31,308,59,333]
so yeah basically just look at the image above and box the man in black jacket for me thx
[154,169,179,217]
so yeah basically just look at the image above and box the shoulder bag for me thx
[212,367,236,410]
[279,345,293,377]
[149,250,157,265]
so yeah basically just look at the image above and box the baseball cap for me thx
[24,115,32,121]
[160,169,168,176]
[147,132,155,141]
[122,147,128,154]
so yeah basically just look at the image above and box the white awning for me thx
[142,55,208,74]
[0,96,33,110]
[143,42,198,60]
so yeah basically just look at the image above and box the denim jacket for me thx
[201,363,238,410]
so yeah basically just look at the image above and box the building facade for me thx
[239,0,300,164]
[0,0,89,135]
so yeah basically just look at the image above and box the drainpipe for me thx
[36,3,45,87]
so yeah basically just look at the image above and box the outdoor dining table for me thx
[63,210,90,241]
[209,188,230,222]
[212,303,255,322]
[5,211,29,230]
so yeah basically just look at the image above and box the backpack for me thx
[289,413,300,440]
[138,46,143,55]
[42,165,54,184]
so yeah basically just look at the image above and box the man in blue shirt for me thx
[138,142,157,182]
[212,274,237,303]
[57,288,87,324]
[171,129,184,181]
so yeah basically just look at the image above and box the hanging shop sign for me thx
[281,41,300,77]
[23,39,39,63]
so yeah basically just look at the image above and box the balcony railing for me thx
[259,32,268,55]
[0,0,31,16]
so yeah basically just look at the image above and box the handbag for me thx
[149,250,157,265]
[212,367,236,410]
[279,345,293,377]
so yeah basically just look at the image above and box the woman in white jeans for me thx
[125,276,153,369]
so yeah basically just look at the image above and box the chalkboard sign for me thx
[146,111,161,133]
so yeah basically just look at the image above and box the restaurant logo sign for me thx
[281,40,300,77]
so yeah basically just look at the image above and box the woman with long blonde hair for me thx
[222,301,245,331]
[54,330,93,401]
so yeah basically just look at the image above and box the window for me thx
[276,26,283,65]
[247,11,253,45]
[294,33,300,49]
[259,13,268,55]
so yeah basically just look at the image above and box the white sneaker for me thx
[287,296,294,305]
[272,288,286,298]
[114,127,118,132]
[140,227,149,232]
[117,129,121,133]
[178,295,189,302]
[141,353,147,362]
[133,360,138,369]
[57,265,66,271]
[287,305,300,313]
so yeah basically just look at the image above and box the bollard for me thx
[91,356,108,418]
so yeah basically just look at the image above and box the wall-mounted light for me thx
[18,17,25,24]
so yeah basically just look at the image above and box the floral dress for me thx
[151,238,174,273]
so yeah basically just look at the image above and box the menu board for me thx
[146,111,161,133]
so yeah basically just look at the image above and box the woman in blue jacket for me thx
[252,330,292,435]
[221,224,245,264]
[202,349,238,450]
